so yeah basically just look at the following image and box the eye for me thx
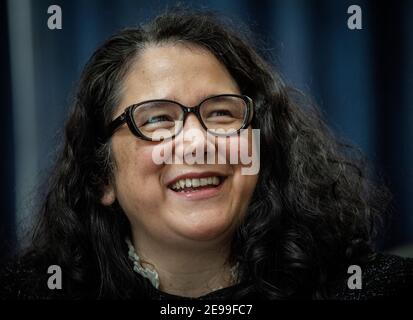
[144,115,173,125]
[208,109,233,118]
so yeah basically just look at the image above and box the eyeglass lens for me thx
[132,96,248,140]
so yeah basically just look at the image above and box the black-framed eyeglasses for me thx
[106,94,254,141]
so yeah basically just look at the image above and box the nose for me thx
[174,113,216,165]
[183,112,204,132]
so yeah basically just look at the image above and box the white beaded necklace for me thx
[126,238,239,292]
[126,238,160,289]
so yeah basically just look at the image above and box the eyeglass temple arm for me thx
[106,113,127,140]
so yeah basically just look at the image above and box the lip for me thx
[164,170,229,201]
[165,171,228,187]
[166,176,227,201]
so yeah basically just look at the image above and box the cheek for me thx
[112,138,164,213]
[227,171,257,231]
[221,127,256,163]
[113,137,159,180]
[228,130,259,215]
[232,171,258,205]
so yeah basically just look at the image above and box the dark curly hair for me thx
[22,10,390,299]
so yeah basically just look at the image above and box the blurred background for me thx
[1,0,412,261]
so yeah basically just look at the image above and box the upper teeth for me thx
[170,176,220,190]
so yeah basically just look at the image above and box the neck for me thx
[130,231,237,298]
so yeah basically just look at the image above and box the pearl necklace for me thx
[126,238,160,288]
[126,238,239,292]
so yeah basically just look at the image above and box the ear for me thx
[101,184,116,206]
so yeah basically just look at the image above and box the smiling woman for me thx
[1,10,412,300]
[104,44,258,263]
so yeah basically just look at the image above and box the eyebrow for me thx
[160,92,239,104]
[121,91,241,110]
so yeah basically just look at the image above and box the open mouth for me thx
[168,176,226,193]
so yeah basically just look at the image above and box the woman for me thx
[1,10,412,300]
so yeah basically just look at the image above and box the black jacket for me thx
[1,253,412,300]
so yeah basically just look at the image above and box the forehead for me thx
[119,43,240,109]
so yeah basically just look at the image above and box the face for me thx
[103,43,258,248]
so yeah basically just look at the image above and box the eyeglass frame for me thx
[106,94,254,141]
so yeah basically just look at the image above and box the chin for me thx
[172,214,236,242]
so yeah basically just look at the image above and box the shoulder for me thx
[0,255,63,300]
[332,253,413,300]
